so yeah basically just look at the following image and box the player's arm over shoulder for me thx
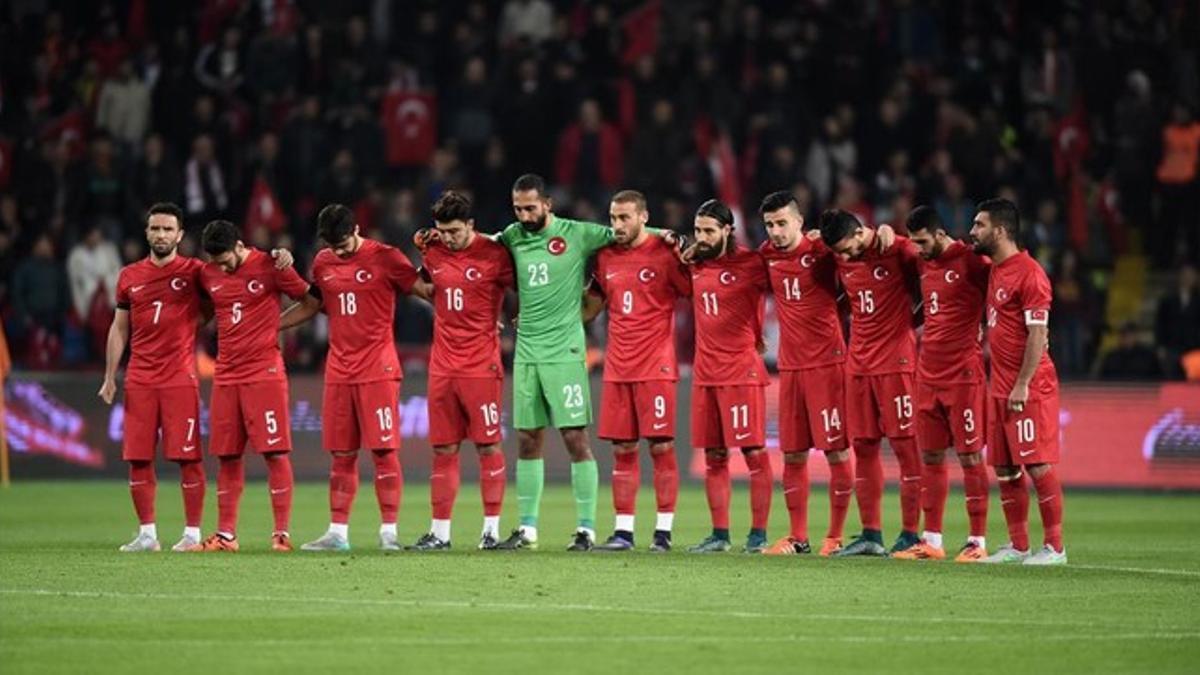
[383,245,419,293]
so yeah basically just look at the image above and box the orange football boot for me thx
[189,533,239,552]
[892,540,946,560]
[763,537,810,555]
[954,541,988,563]
[818,537,842,557]
[271,533,293,552]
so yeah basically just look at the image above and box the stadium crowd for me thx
[0,0,1197,378]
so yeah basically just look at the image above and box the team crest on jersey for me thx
[944,270,960,283]
[464,266,482,281]
[637,267,657,283]
[247,279,264,294]
[995,287,1009,302]
[718,271,736,285]
[547,237,567,255]
[800,254,816,268]
[355,269,373,283]
[872,266,890,280]
[170,277,187,291]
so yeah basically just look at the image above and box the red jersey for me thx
[690,245,769,387]
[594,234,691,382]
[311,239,419,384]
[918,241,990,383]
[986,250,1058,400]
[115,255,204,389]
[759,236,845,371]
[422,235,513,379]
[200,249,311,385]
[836,233,921,375]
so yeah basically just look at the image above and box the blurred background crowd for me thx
[0,0,1197,380]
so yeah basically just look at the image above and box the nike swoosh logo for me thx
[735,432,752,440]
[322,275,335,281]
[266,437,282,446]
[181,482,201,489]
[899,422,913,430]
[652,423,668,430]
[605,272,619,279]
[129,481,147,487]
[826,435,842,444]
[1000,499,1015,506]
[834,489,853,496]
[378,473,398,480]
[131,285,146,292]
[768,260,779,266]
[901,476,921,482]
[965,437,978,444]
[965,496,985,501]
[486,428,499,436]
[1038,496,1056,504]
[217,490,230,496]
[270,488,290,495]
[783,487,799,494]
[381,435,393,442]
[209,286,222,292]
[182,445,195,452]
[612,471,632,476]
[488,469,505,477]
[430,268,444,275]
[1019,449,1036,457]
[570,412,585,419]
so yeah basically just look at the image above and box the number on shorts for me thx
[730,404,749,430]
[821,407,842,432]
[562,384,584,408]
[375,406,394,431]
[894,394,913,420]
[527,263,549,287]
[480,402,499,426]
[928,291,940,315]
[338,292,357,315]
[444,287,464,311]
[963,408,976,433]
[231,301,243,324]
[701,291,719,316]
[186,417,196,441]
[151,300,164,324]
[265,410,278,435]
[1016,417,1035,444]
[621,290,634,315]
[783,277,801,301]
[857,290,875,314]
[653,395,666,419]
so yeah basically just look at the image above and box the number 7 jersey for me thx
[115,255,205,389]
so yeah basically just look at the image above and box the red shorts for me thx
[122,386,201,462]
[209,380,292,456]
[428,375,504,446]
[598,380,677,441]
[988,393,1060,466]
[692,384,766,449]
[846,372,916,442]
[916,379,986,454]
[778,364,848,452]
[322,380,401,452]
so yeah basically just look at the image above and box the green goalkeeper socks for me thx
[517,459,544,528]
[571,460,598,530]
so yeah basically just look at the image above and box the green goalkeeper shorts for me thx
[512,361,593,430]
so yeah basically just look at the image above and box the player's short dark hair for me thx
[758,191,799,216]
[905,205,945,235]
[201,220,240,255]
[976,197,1021,241]
[696,199,734,227]
[317,203,356,245]
[817,209,860,247]
[512,173,547,197]
[146,202,184,228]
[611,189,647,212]
[432,190,473,224]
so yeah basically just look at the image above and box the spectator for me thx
[78,135,126,242]
[1154,102,1200,264]
[933,173,973,237]
[806,115,856,206]
[10,234,70,340]
[1099,322,1163,381]
[95,59,151,153]
[194,25,246,96]
[554,99,623,205]
[1050,249,1099,377]
[281,95,329,205]
[66,224,121,320]
[500,0,555,47]
[184,135,229,226]
[126,134,183,232]
[1155,264,1200,379]
[625,99,692,205]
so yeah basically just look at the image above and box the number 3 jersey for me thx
[835,234,922,376]
[421,235,514,380]
[917,240,990,384]
[310,239,419,384]
[115,255,205,389]
[592,235,691,383]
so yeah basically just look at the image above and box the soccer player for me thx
[819,209,924,556]
[408,191,512,551]
[189,220,312,552]
[583,190,689,552]
[893,206,992,562]
[100,202,208,552]
[280,203,421,551]
[757,191,855,556]
[684,199,774,554]
[969,198,1066,565]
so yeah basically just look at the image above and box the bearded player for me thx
[408,191,512,551]
[970,198,1066,565]
[820,209,924,557]
[280,203,421,551]
[189,220,312,553]
[582,190,689,552]
[891,206,992,562]
[684,199,773,554]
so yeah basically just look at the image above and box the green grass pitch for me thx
[2,480,1198,674]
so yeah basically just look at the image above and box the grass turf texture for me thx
[1,481,1198,674]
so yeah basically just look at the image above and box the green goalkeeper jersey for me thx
[499,216,614,365]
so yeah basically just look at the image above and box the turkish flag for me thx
[244,176,286,234]
[381,90,437,167]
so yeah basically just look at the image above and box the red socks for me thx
[178,460,205,529]
[921,459,949,535]
[892,437,922,532]
[129,461,156,525]
[998,471,1031,551]
[827,456,853,540]
[478,451,506,517]
[372,449,402,524]
[852,439,883,531]
[431,452,460,520]
[1032,467,1065,552]
[704,453,731,530]
[329,453,359,525]
[651,448,678,516]
[744,450,773,530]
[216,456,245,536]
[612,451,639,516]
[782,457,809,541]
[264,453,293,534]
[962,462,990,538]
